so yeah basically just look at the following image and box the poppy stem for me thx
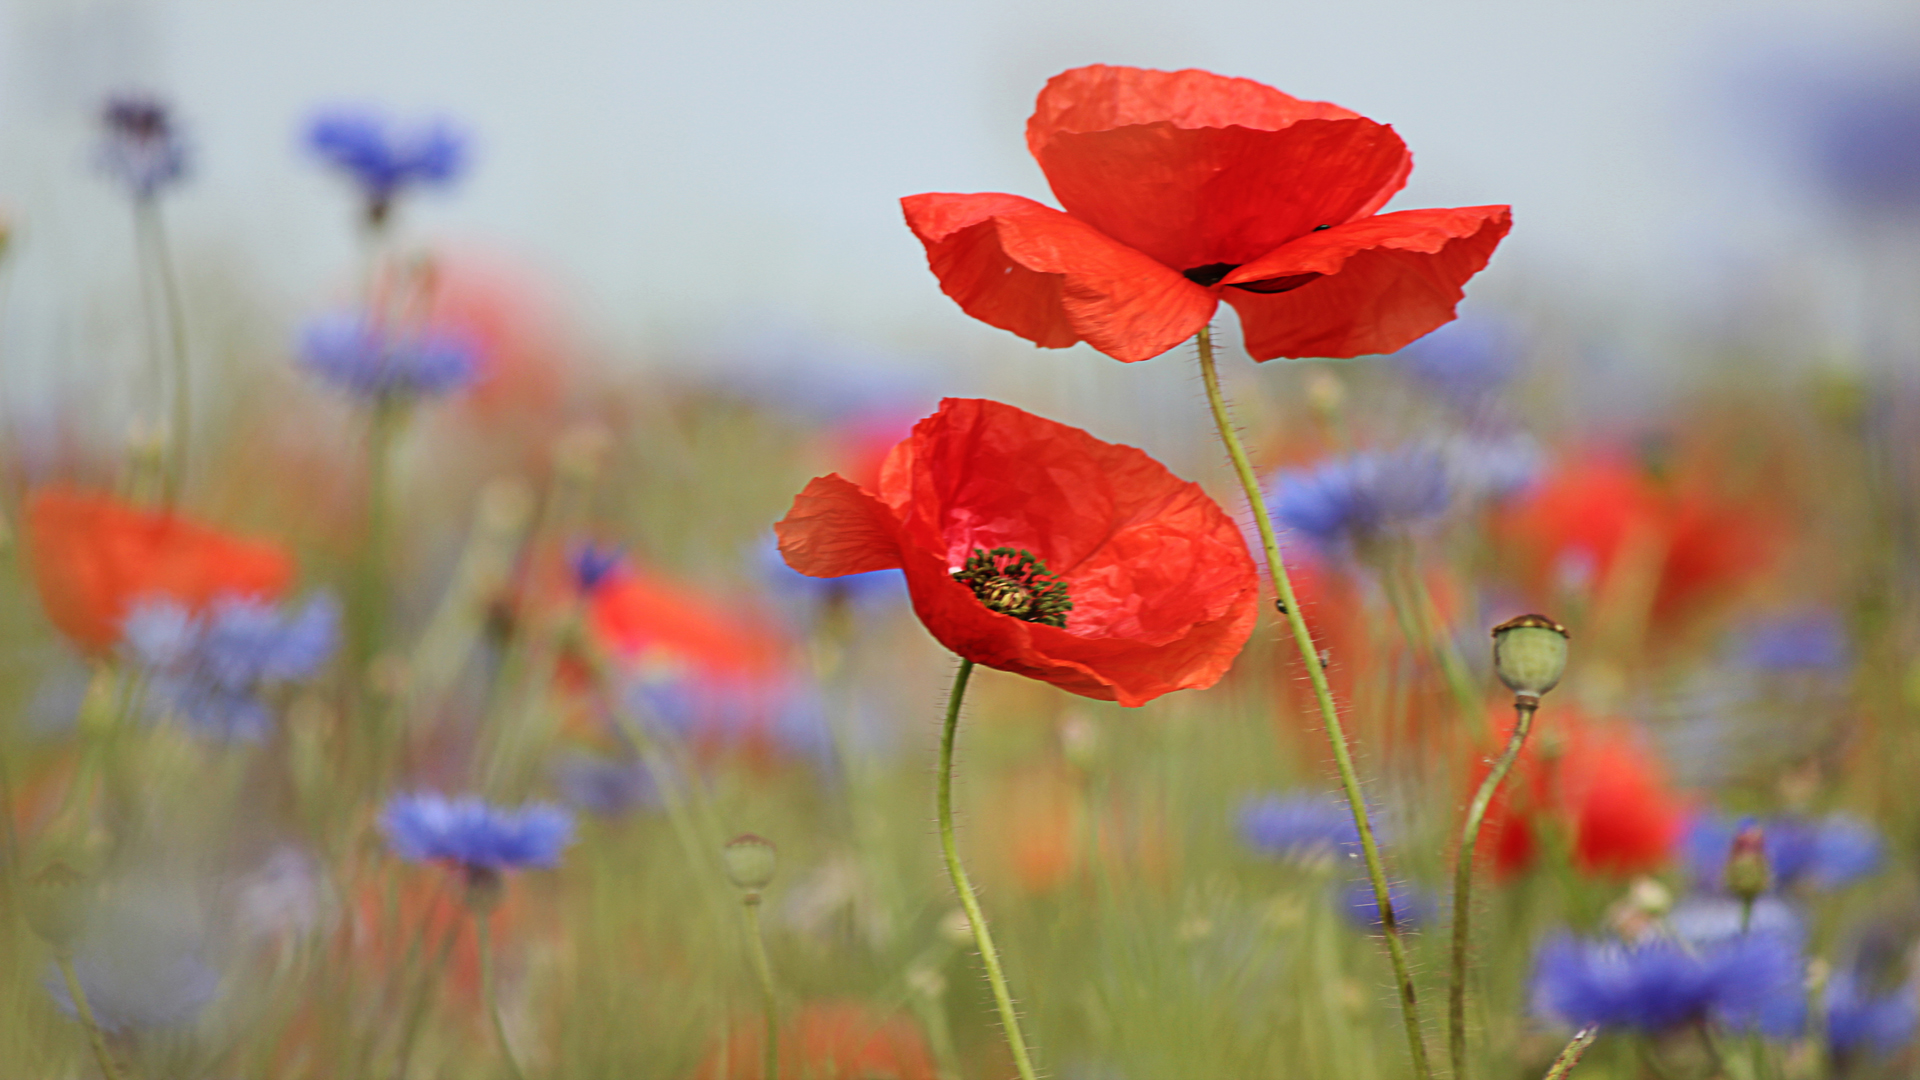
[476,911,530,1080]
[1449,695,1539,1080]
[1541,1026,1599,1080]
[1193,325,1432,1080]
[936,658,1041,1080]
[55,952,129,1080]
[741,895,780,1080]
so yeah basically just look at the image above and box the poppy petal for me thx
[26,487,293,654]
[775,474,906,577]
[1035,119,1413,270]
[1026,64,1366,151]
[1221,205,1512,360]
[901,193,1215,362]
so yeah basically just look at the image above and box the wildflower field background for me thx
[5,4,1920,1080]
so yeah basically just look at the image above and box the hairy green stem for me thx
[1541,1027,1598,1080]
[1194,326,1431,1080]
[477,912,529,1080]
[1449,697,1539,1080]
[936,658,1040,1080]
[742,897,779,1080]
[57,952,129,1080]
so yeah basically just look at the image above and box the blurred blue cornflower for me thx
[1397,316,1523,409]
[1758,967,1920,1058]
[1530,931,1803,1035]
[1791,63,1920,216]
[1682,813,1883,893]
[46,952,220,1034]
[1727,610,1851,673]
[1264,448,1451,552]
[756,533,904,624]
[305,108,467,221]
[298,313,480,400]
[380,793,574,874]
[1667,895,1805,947]
[1342,880,1439,931]
[1237,793,1365,861]
[97,94,188,199]
[552,752,657,818]
[632,673,839,770]
[122,592,339,741]
[1442,432,1543,505]
[570,541,626,595]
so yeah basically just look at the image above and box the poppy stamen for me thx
[954,547,1073,628]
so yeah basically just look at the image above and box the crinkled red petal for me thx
[901,193,1215,363]
[1035,119,1412,270]
[1222,205,1512,360]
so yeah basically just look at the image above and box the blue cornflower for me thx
[552,753,657,818]
[381,793,574,874]
[306,108,467,220]
[1795,65,1920,215]
[1237,794,1366,861]
[1728,611,1850,673]
[756,533,904,624]
[46,952,220,1034]
[1342,880,1439,931]
[570,542,626,595]
[1530,931,1803,1035]
[97,94,188,198]
[1442,432,1542,505]
[632,673,838,770]
[298,313,480,400]
[122,592,339,741]
[1264,448,1451,552]
[1397,316,1523,408]
[1682,813,1883,893]
[1825,973,1919,1058]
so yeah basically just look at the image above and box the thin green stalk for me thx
[353,397,405,673]
[936,658,1040,1080]
[742,897,779,1080]
[1540,1027,1598,1080]
[1448,697,1539,1080]
[56,952,129,1080]
[135,200,190,504]
[1401,557,1486,731]
[1194,326,1431,1080]
[476,912,529,1080]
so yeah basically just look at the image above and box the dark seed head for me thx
[953,547,1073,628]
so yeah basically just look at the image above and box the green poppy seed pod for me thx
[1491,614,1570,702]
[23,860,94,950]
[722,834,777,893]
[1724,824,1772,905]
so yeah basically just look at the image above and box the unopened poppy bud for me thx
[722,834,777,894]
[1725,823,1772,904]
[23,860,94,950]
[1491,614,1569,701]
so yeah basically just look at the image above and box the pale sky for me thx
[3,0,1917,412]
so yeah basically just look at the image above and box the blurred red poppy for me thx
[1496,455,1778,622]
[1479,712,1687,878]
[25,486,293,654]
[775,398,1258,706]
[691,1000,939,1080]
[904,64,1511,363]
[587,569,785,681]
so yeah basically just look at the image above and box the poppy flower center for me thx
[1181,263,1325,295]
[953,547,1073,628]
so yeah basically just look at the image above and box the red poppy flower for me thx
[25,486,293,654]
[1496,454,1778,622]
[775,398,1258,707]
[903,65,1511,363]
[1479,712,1687,879]
[587,568,785,681]
[691,1000,939,1080]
